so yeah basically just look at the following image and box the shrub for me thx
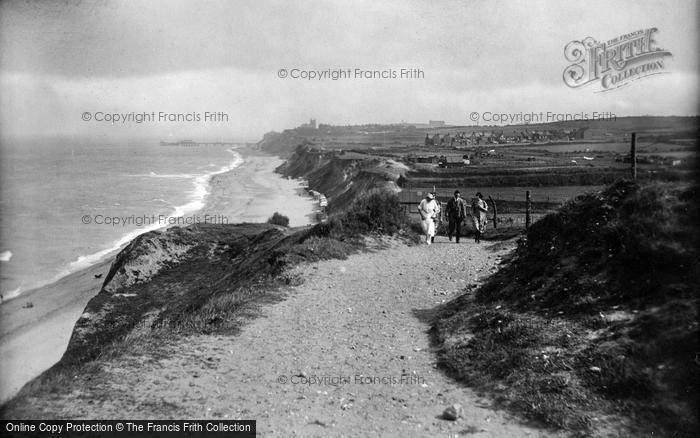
[267,212,290,227]
[310,217,345,239]
[396,174,407,188]
[339,191,407,235]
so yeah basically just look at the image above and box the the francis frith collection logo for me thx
[563,28,672,91]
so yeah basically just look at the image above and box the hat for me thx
[427,193,435,199]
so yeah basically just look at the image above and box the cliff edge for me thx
[63,223,305,366]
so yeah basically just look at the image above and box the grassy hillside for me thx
[432,180,699,436]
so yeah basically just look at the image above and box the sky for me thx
[1,0,698,141]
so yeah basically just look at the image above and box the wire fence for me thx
[401,191,560,231]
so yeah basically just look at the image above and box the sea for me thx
[0,137,264,301]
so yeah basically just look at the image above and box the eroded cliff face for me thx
[64,223,304,365]
[258,131,314,158]
[276,145,402,213]
[101,230,194,294]
[62,139,403,367]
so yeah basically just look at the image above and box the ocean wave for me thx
[4,150,245,299]
[2,286,21,301]
[145,172,195,178]
[57,149,245,285]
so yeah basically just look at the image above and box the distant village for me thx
[420,128,587,147]
[281,118,692,171]
[292,118,614,144]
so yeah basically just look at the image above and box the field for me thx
[507,140,696,154]
[264,116,697,242]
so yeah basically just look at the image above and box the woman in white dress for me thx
[418,193,439,245]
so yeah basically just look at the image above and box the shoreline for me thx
[0,145,316,403]
[2,146,316,305]
[0,259,111,403]
[202,145,318,227]
[1,148,245,304]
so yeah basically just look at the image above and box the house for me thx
[496,131,506,144]
[532,131,547,141]
[438,156,467,168]
[299,119,318,130]
[477,131,497,144]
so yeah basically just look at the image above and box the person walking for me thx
[418,192,439,245]
[446,190,467,243]
[471,192,488,243]
[431,192,441,243]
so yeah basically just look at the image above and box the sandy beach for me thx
[0,147,317,403]
[203,146,318,226]
[0,260,111,403]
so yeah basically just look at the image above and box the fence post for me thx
[630,132,637,180]
[525,190,532,229]
[488,195,497,229]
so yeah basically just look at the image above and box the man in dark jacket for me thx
[445,190,467,243]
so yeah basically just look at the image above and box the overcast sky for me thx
[1,0,698,140]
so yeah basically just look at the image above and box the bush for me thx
[339,191,407,235]
[310,217,345,239]
[267,212,290,227]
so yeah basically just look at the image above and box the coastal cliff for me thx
[46,134,405,369]
[275,144,404,213]
[258,128,408,212]
[63,223,305,366]
[3,126,696,437]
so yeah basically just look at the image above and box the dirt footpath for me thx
[20,237,557,437]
